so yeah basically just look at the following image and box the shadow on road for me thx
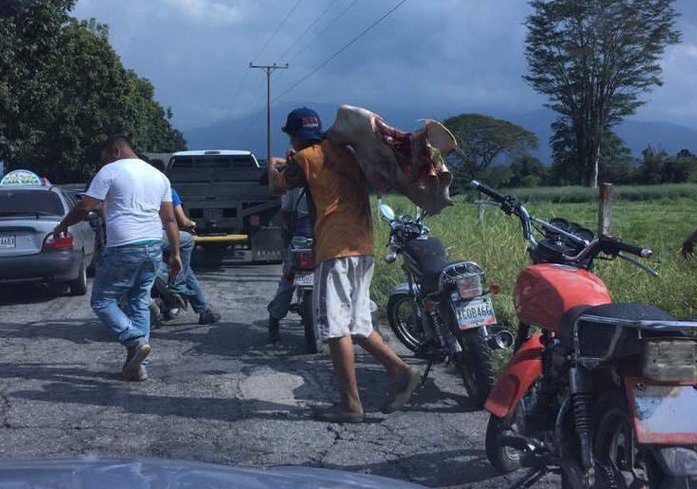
[0,319,112,344]
[0,283,67,305]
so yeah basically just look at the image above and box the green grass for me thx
[371,195,697,332]
[462,183,697,203]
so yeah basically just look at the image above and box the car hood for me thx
[0,458,426,489]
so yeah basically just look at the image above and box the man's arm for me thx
[53,196,102,238]
[268,151,307,196]
[681,228,697,260]
[174,204,195,229]
[160,202,183,279]
[267,157,287,196]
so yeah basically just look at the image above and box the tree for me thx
[551,119,636,184]
[525,0,680,187]
[0,0,75,164]
[660,149,697,183]
[0,5,186,182]
[442,114,538,181]
[638,145,669,184]
[509,155,550,187]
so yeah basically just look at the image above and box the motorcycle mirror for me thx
[378,203,396,222]
[384,251,398,263]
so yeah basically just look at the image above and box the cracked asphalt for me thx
[0,260,558,488]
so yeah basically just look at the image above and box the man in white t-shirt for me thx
[54,135,182,381]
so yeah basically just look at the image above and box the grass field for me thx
[370,194,697,331]
[463,183,697,204]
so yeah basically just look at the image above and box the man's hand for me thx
[269,156,286,170]
[53,196,102,240]
[52,223,68,240]
[268,156,287,196]
[168,254,183,284]
[681,239,695,260]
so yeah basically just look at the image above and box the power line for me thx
[287,0,360,63]
[251,0,302,62]
[278,0,338,61]
[249,63,289,164]
[228,68,251,119]
[275,0,409,102]
[230,0,301,122]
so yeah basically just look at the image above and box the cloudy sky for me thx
[72,0,697,132]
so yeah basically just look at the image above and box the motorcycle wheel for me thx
[387,292,428,354]
[593,390,659,489]
[301,290,318,354]
[456,327,496,408]
[485,414,523,473]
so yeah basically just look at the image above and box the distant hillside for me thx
[185,104,697,163]
[506,109,697,162]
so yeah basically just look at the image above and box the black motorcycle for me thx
[379,202,512,407]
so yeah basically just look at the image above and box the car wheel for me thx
[87,248,99,278]
[69,257,88,296]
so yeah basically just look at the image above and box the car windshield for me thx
[0,189,64,216]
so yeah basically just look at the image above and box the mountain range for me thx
[184,102,697,164]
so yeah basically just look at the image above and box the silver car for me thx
[0,185,98,295]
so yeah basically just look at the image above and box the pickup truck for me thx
[165,150,283,263]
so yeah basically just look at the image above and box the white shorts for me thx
[314,256,375,341]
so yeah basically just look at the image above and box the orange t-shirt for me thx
[281,140,374,264]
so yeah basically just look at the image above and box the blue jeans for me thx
[91,243,161,346]
[161,231,209,313]
[267,253,293,320]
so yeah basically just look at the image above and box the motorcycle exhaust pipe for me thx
[487,330,514,350]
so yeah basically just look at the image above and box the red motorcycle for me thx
[471,181,697,489]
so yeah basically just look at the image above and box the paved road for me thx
[0,261,558,488]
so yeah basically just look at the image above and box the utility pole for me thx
[249,62,288,165]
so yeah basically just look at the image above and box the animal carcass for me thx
[326,105,456,215]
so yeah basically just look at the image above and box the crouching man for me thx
[54,135,182,381]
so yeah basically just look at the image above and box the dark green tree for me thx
[525,0,681,187]
[638,145,669,184]
[0,0,75,164]
[39,18,186,180]
[509,155,550,187]
[442,114,538,183]
[660,150,697,183]
[1,4,186,182]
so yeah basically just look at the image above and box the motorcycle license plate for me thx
[627,379,697,445]
[294,273,313,288]
[456,296,496,330]
[0,234,15,249]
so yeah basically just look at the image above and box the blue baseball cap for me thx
[281,107,323,143]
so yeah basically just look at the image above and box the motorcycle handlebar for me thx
[470,180,508,204]
[601,237,653,259]
[471,180,654,266]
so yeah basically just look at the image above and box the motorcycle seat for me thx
[560,303,676,357]
[403,237,449,295]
